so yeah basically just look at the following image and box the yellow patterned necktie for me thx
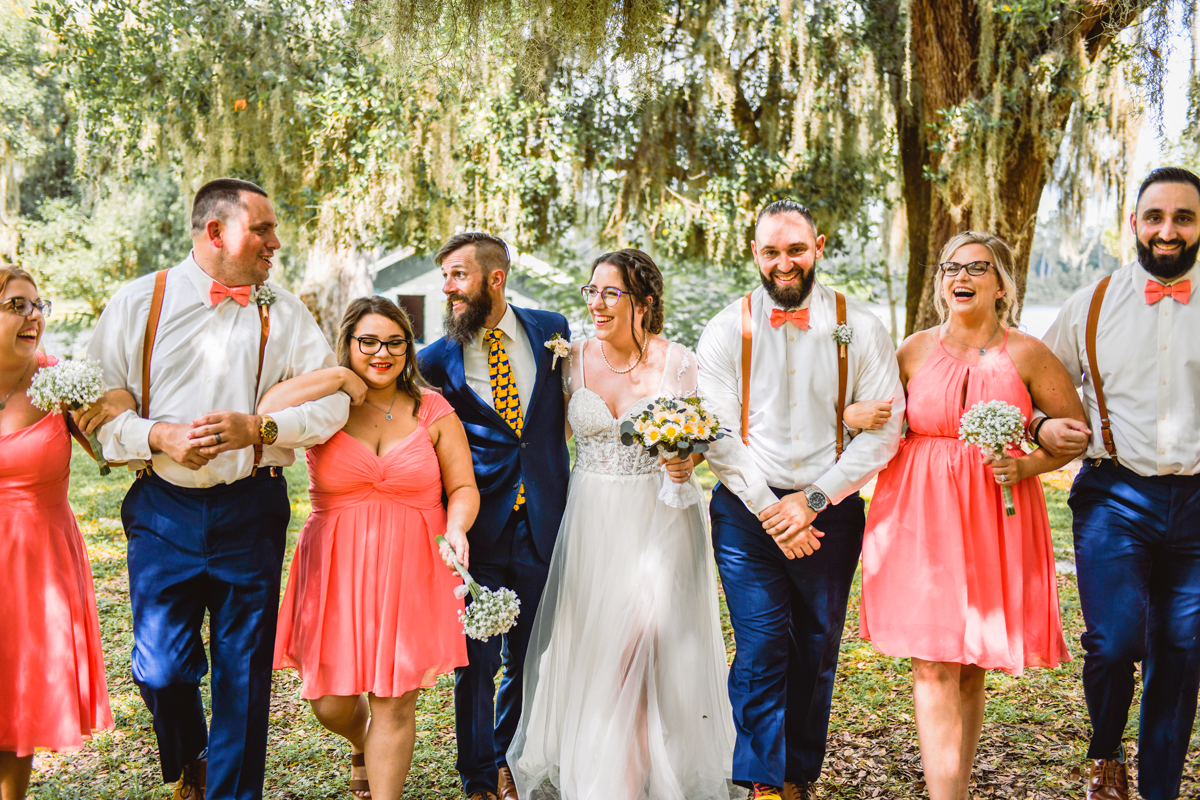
[485,329,525,510]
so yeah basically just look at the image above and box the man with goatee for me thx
[1043,167,1200,800]
[417,232,570,800]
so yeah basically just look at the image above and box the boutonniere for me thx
[544,333,570,368]
[832,323,853,359]
[255,283,277,308]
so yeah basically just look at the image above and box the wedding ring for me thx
[997,474,1006,482]
[215,433,222,445]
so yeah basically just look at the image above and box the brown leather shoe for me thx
[1086,759,1129,800]
[172,757,206,800]
[784,781,815,800]
[497,765,520,800]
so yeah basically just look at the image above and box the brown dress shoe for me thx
[498,765,520,800]
[784,781,815,800]
[172,758,206,800]
[1087,759,1129,800]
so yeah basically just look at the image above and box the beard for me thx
[760,266,816,310]
[1137,236,1200,282]
[444,285,495,345]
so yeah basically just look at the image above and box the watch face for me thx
[262,418,279,444]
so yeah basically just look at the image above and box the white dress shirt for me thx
[89,255,350,488]
[462,302,535,410]
[697,282,905,514]
[1043,260,1200,477]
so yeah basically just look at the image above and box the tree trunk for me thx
[298,242,376,341]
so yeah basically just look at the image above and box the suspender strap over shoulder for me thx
[252,302,271,468]
[1085,275,1118,464]
[834,291,848,459]
[740,292,753,446]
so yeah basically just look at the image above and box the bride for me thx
[507,249,738,800]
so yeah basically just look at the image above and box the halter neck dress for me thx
[859,330,1071,674]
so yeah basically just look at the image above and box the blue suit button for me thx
[521,443,527,449]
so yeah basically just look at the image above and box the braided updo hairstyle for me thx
[590,249,665,350]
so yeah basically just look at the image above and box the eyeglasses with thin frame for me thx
[581,285,631,308]
[939,261,994,277]
[351,335,409,356]
[0,297,52,318]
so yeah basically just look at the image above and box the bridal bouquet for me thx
[958,399,1025,517]
[27,358,110,475]
[619,396,726,509]
[435,535,521,641]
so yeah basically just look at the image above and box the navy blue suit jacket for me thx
[418,305,570,563]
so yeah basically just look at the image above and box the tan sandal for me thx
[349,751,370,796]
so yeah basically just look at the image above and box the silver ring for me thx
[214,433,222,445]
[997,474,1006,482]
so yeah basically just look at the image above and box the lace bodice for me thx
[564,339,698,476]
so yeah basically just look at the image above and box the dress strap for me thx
[578,339,588,390]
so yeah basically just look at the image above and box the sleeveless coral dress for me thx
[0,352,112,756]
[859,331,1071,675]
[274,390,468,698]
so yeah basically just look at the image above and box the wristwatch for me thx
[259,415,279,446]
[803,485,829,513]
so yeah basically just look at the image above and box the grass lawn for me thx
[25,454,1200,798]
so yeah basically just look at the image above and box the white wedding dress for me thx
[507,339,739,800]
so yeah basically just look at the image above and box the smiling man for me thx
[86,178,350,800]
[1043,167,1200,800]
[696,200,904,800]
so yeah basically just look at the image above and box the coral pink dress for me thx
[860,331,1071,675]
[0,352,112,756]
[274,390,468,698]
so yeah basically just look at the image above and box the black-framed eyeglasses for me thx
[581,285,631,308]
[0,297,51,318]
[939,261,993,277]
[352,335,409,356]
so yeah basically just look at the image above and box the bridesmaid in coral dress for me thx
[268,296,477,800]
[857,233,1085,800]
[0,267,114,800]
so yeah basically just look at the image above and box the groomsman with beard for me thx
[697,200,904,800]
[417,232,570,800]
[1042,167,1200,800]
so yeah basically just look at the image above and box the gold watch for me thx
[259,415,279,445]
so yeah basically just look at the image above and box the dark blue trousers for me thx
[455,508,551,795]
[1070,461,1200,800]
[710,483,864,788]
[122,471,289,800]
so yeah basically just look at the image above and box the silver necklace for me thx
[366,390,399,421]
[599,336,648,375]
[944,323,1001,356]
[0,359,32,411]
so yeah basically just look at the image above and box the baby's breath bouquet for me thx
[958,399,1026,517]
[619,396,726,509]
[27,358,110,475]
[435,535,521,641]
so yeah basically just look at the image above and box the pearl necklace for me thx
[599,336,648,375]
[0,358,32,411]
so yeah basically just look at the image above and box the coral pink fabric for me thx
[0,352,112,756]
[860,332,1071,675]
[274,390,467,698]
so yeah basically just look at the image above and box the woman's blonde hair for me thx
[933,231,1020,329]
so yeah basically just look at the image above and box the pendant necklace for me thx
[943,323,1000,356]
[600,336,649,375]
[0,358,32,411]
[367,390,399,421]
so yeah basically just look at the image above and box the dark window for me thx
[397,294,426,343]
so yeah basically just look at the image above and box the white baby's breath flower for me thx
[255,284,278,307]
[460,586,521,641]
[27,358,105,413]
[832,323,854,346]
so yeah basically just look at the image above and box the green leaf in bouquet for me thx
[693,441,710,454]
[620,420,636,435]
[620,431,634,446]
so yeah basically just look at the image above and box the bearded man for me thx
[1042,167,1200,800]
[696,200,904,800]
[416,232,570,800]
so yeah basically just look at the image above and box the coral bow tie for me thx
[769,308,810,330]
[210,282,252,307]
[1145,280,1191,305]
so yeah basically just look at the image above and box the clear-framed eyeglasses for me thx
[351,335,409,356]
[0,297,52,318]
[939,261,994,277]
[581,285,631,308]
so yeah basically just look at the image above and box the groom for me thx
[697,200,903,800]
[417,232,570,800]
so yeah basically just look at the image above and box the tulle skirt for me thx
[508,469,739,800]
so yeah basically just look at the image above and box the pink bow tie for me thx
[1145,280,1191,305]
[210,282,252,307]
[769,308,810,330]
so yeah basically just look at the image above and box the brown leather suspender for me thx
[1085,275,1118,464]
[740,290,849,460]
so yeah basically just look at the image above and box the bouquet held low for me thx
[27,358,110,476]
[958,399,1026,517]
[435,535,520,641]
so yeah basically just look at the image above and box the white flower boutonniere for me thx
[544,333,570,368]
[832,323,853,361]
[255,284,277,308]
